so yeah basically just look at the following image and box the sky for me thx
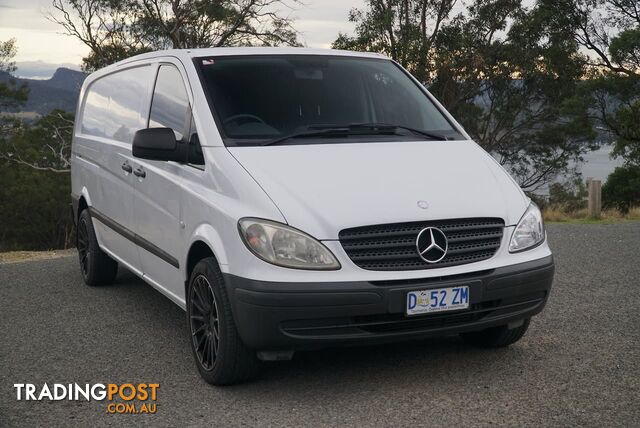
[0,0,368,78]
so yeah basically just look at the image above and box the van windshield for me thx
[196,55,462,146]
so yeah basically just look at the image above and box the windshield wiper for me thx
[262,122,449,147]
[262,127,351,146]
[309,123,448,141]
[352,123,448,140]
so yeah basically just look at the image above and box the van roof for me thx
[107,47,389,70]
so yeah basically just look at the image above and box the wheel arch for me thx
[77,196,88,216]
[73,187,92,225]
[186,241,215,278]
[184,225,228,295]
[77,187,92,216]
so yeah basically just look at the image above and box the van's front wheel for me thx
[187,258,260,385]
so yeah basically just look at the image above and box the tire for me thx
[187,257,260,385]
[77,209,118,286]
[461,319,531,348]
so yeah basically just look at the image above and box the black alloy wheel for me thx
[189,274,220,370]
[76,208,118,286]
[187,257,260,385]
[77,216,90,277]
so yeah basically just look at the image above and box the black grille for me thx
[339,218,505,271]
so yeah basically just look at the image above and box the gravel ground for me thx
[0,223,639,427]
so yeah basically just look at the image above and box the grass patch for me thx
[0,249,75,264]
[543,206,640,224]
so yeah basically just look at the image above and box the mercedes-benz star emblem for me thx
[416,227,448,263]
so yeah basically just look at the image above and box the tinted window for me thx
[197,55,461,146]
[149,65,190,140]
[81,66,151,143]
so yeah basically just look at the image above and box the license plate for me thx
[406,285,469,316]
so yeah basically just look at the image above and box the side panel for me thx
[133,158,185,301]
[133,61,190,301]
[93,140,140,270]
[72,64,154,272]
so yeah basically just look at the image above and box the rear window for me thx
[81,65,152,144]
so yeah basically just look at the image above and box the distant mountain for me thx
[16,61,82,80]
[47,68,86,92]
[0,67,86,116]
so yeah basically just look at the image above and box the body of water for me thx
[579,145,624,182]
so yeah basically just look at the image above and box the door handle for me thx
[121,162,132,173]
[133,167,146,178]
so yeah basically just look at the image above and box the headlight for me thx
[509,202,545,253]
[238,218,341,270]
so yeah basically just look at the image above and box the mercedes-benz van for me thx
[71,48,554,385]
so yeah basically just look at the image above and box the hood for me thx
[228,140,528,239]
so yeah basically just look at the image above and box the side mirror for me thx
[132,128,185,162]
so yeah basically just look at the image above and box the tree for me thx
[568,0,640,166]
[0,161,74,250]
[0,110,74,173]
[333,0,458,83]
[571,0,639,76]
[0,38,29,144]
[548,177,588,211]
[49,0,302,71]
[0,111,76,250]
[0,38,29,110]
[602,165,640,213]
[0,39,75,250]
[334,0,597,192]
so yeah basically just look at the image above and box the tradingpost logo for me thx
[13,383,159,414]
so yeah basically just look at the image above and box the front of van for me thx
[192,49,554,358]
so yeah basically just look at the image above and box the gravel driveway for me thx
[1,223,639,427]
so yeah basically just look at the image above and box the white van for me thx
[71,48,554,385]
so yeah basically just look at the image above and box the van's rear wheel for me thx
[187,257,260,385]
[461,319,531,348]
[77,209,118,286]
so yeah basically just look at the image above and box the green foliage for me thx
[570,0,640,166]
[609,94,640,166]
[1,38,29,149]
[51,0,302,71]
[333,0,457,83]
[602,166,640,213]
[0,110,74,172]
[0,38,29,110]
[574,73,640,163]
[0,111,75,250]
[0,163,73,251]
[548,178,588,211]
[0,42,74,250]
[609,29,640,69]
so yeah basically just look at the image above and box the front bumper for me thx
[224,256,554,351]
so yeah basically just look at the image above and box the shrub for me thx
[548,179,588,212]
[602,166,640,213]
[0,164,73,251]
